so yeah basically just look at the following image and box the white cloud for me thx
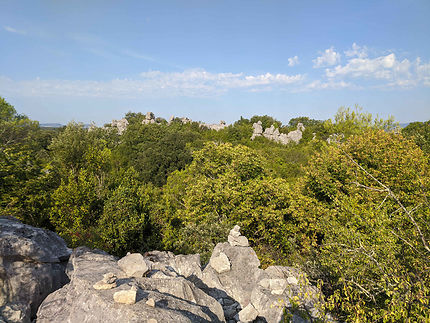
[0,69,305,99]
[416,58,430,87]
[325,53,415,85]
[324,52,430,88]
[4,26,26,35]
[288,56,299,66]
[313,47,341,68]
[344,43,368,58]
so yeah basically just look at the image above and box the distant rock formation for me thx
[111,118,129,135]
[35,224,329,323]
[109,112,231,134]
[0,217,71,323]
[251,122,305,145]
[200,120,228,131]
[142,112,156,125]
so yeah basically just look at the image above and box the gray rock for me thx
[145,298,155,307]
[0,217,70,322]
[227,235,249,247]
[142,112,156,124]
[93,272,118,290]
[113,288,137,305]
[209,252,231,274]
[200,120,228,131]
[36,247,225,322]
[202,242,261,308]
[111,118,129,135]
[252,122,305,145]
[238,303,259,322]
[118,253,150,277]
[251,121,263,140]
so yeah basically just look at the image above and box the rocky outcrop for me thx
[0,217,70,322]
[36,247,225,322]
[37,225,327,322]
[251,122,305,145]
[200,121,228,131]
[201,226,327,322]
[142,112,156,125]
[111,118,129,135]
[3,219,329,322]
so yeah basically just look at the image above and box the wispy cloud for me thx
[313,47,341,68]
[4,26,26,35]
[344,43,368,58]
[302,80,355,91]
[0,69,305,99]
[288,56,299,67]
[122,49,157,62]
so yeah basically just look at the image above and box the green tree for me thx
[160,142,298,263]
[294,130,430,321]
[50,169,103,246]
[402,120,430,155]
[113,122,199,186]
[97,171,158,255]
[322,106,398,141]
[0,97,57,227]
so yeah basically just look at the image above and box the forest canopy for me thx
[1,97,429,322]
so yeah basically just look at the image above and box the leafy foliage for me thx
[295,130,430,321]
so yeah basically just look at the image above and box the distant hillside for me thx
[39,123,64,128]
[40,123,91,128]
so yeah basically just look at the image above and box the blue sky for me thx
[1,0,429,125]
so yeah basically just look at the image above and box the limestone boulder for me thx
[0,217,70,323]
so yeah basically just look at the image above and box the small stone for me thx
[146,298,155,307]
[229,226,241,238]
[209,252,231,274]
[93,280,117,290]
[113,289,137,305]
[147,319,157,323]
[238,303,258,323]
[287,276,298,285]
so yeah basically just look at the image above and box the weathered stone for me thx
[145,298,155,307]
[111,118,129,135]
[147,319,157,323]
[37,247,225,323]
[287,276,299,285]
[93,272,118,290]
[209,252,231,274]
[229,225,241,237]
[200,120,228,131]
[251,121,263,140]
[228,234,249,247]
[0,217,70,322]
[93,280,117,290]
[118,253,149,277]
[142,112,156,125]
[252,122,305,145]
[238,303,259,322]
[270,278,287,295]
[202,241,261,308]
[113,289,137,305]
